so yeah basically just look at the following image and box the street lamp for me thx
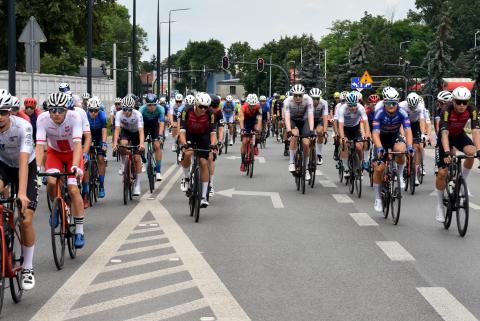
[132,0,137,94]
[158,20,175,96]
[167,8,191,102]
[474,31,480,107]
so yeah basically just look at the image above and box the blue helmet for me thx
[145,93,157,104]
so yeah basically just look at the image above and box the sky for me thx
[118,0,417,61]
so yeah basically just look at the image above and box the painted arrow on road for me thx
[224,156,266,163]
[216,188,284,208]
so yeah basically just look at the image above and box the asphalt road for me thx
[4,131,480,321]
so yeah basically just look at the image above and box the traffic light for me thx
[257,57,265,72]
[222,56,230,69]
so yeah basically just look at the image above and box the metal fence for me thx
[0,71,116,107]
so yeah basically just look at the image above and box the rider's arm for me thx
[71,116,83,168]
[337,107,345,139]
[83,132,91,154]
[209,111,217,146]
[439,108,450,152]
[18,124,34,206]
[469,106,480,150]
[284,105,291,132]
[178,109,188,146]
[113,112,121,149]
[360,107,371,138]
[239,107,245,130]
[371,115,382,148]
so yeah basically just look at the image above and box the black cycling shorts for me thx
[290,119,310,135]
[380,132,404,151]
[344,124,362,141]
[144,122,161,140]
[411,121,422,143]
[437,133,473,168]
[0,160,38,210]
[186,133,211,160]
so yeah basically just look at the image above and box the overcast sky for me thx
[118,0,417,60]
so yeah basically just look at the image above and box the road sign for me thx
[351,77,372,90]
[360,70,373,84]
[18,16,47,43]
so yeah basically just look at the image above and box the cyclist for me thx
[178,93,217,207]
[36,92,86,248]
[284,84,315,180]
[221,95,236,146]
[208,95,223,196]
[110,97,122,127]
[86,98,108,198]
[58,82,71,95]
[309,88,328,165]
[372,87,414,212]
[239,94,262,172]
[259,95,271,139]
[82,93,90,110]
[19,98,42,141]
[169,93,184,152]
[333,91,348,161]
[139,93,166,181]
[399,92,427,186]
[337,92,370,178]
[0,90,38,290]
[434,86,480,223]
[112,96,145,196]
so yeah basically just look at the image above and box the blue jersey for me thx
[87,110,107,142]
[221,101,236,114]
[260,102,270,113]
[139,104,166,125]
[372,107,411,134]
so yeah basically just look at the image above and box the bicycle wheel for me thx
[147,150,155,194]
[382,182,390,219]
[189,170,195,217]
[455,177,469,237]
[249,145,254,178]
[418,160,424,185]
[301,161,306,195]
[443,189,453,230]
[194,167,201,223]
[354,156,362,198]
[403,159,409,192]
[9,216,23,303]
[348,155,355,194]
[123,157,130,205]
[338,161,344,183]
[0,227,5,315]
[47,192,53,213]
[66,207,76,259]
[309,147,316,188]
[51,197,66,270]
[225,131,229,154]
[129,161,135,201]
[409,155,416,195]
[390,169,402,225]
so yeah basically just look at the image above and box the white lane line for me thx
[319,180,336,188]
[315,169,323,176]
[65,281,196,320]
[332,194,354,203]
[103,253,179,272]
[29,165,180,321]
[115,242,172,256]
[136,220,157,226]
[130,226,162,235]
[255,156,266,163]
[470,202,480,210]
[85,265,187,294]
[417,287,478,321]
[349,213,379,226]
[153,170,252,321]
[376,241,415,261]
[125,299,210,321]
[123,234,166,245]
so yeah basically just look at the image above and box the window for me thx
[229,86,236,95]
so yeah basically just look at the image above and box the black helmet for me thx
[145,93,157,104]
[209,94,220,108]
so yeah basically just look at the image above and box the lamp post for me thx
[132,0,137,94]
[8,0,16,95]
[87,0,93,95]
[474,31,480,107]
[167,8,190,102]
[158,20,174,96]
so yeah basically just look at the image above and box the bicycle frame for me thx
[0,198,22,279]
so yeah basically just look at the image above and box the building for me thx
[216,78,245,99]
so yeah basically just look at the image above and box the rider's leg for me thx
[289,128,299,164]
[154,141,162,173]
[393,142,407,174]
[98,155,106,187]
[315,124,324,157]
[199,158,210,199]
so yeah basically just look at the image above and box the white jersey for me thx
[0,116,35,167]
[168,102,185,116]
[313,99,329,119]
[74,107,91,132]
[284,95,314,120]
[374,101,384,113]
[115,109,144,132]
[36,110,83,152]
[337,103,368,127]
[399,101,425,123]
[333,103,343,120]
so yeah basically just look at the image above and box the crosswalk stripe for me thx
[115,242,172,256]
[332,194,354,203]
[319,180,336,188]
[85,265,187,294]
[349,213,379,226]
[376,241,415,261]
[65,281,196,320]
[130,226,162,235]
[103,253,179,272]
[417,287,478,321]
[125,299,211,321]
[123,234,167,245]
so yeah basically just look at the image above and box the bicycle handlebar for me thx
[38,171,76,178]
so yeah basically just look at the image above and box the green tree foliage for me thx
[227,42,252,77]
[299,36,321,90]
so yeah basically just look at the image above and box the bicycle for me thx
[87,145,102,205]
[291,134,313,194]
[184,145,212,223]
[403,153,417,195]
[223,122,229,155]
[380,151,407,225]
[277,119,285,143]
[308,137,317,188]
[37,172,77,270]
[242,132,256,178]
[145,136,158,194]
[345,139,368,198]
[118,145,139,205]
[442,154,475,237]
[0,194,23,315]
[260,125,268,149]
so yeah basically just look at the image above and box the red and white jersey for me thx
[74,107,91,133]
[36,110,83,152]
[0,116,35,167]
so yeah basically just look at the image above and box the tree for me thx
[227,42,252,77]
[299,37,321,90]
[424,14,453,96]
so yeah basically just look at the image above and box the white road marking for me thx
[148,223,159,226]
[200,317,216,321]
[115,242,172,256]
[125,299,210,321]
[65,281,196,320]
[85,265,187,294]
[417,287,478,321]
[217,188,284,208]
[110,259,122,263]
[169,257,181,262]
[376,241,415,261]
[104,253,179,272]
[130,226,162,235]
[469,202,480,210]
[255,156,266,163]
[349,213,379,226]
[319,180,336,188]
[123,234,166,245]
[138,223,146,227]
[316,169,323,176]
[332,194,354,203]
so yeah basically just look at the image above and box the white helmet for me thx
[196,92,211,107]
[121,95,136,108]
[354,91,363,101]
[47,92,70,108]
[309,88,322,98]
[0,90,13,109]
[452,86,471,101]
[291,84,305,95]
[226,95,233,102]
[339,91,349,101]
[246,94,259,105]
[114,97,122,104]
[175,93,184,101]
[185,94,196,106]
[11,96,20,108]
[383,87,400,101]
[406,92,420,109]
[437,90,453,103]
[259,95,267,102]
[87,98,100,109]
[82,93,90,100]
[345,92,359,105]
[382,86,395,98]
[158,97,166,104]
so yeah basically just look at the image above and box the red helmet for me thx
[24,97,37,107]
[368,94,380,104]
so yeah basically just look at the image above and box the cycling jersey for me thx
[333,102,344,121]
[110,105,121,118]
[18,109,42,141]
[399,101,425,123]
[115,109,144,132]
[0,116,35,166]
[87,110,107,143]
[180,106,216,135]
[337,104,368,127]
[168,102,185,116]
[439,104,479,136]
[36,110,83,152]
[74,107,90,132]
[313,99,329,120]
[139,104,166,124]
[284,95,314,121]
[221,101,236,114]
[241,103,262,120]
[372,107,411,134]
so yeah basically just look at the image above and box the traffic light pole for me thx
[228,61,290,92]
[8,0,16,95]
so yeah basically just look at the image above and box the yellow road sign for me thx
[360,70,373,84]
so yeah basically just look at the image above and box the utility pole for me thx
[324,49,327,96]
[8,0,16,95]
[269,55,272,97]
[113,42,117,98]
[156,0,160,96]
[132,0,137,95]
[87,0,93,95]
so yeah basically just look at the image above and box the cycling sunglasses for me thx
[198,105,209,110]
[454,100,468,106]
[293,94,303,98]
[25,106,35,110]
[115,103,121,105]
[0,110,10,116]
[88,108,99,113]
[384,101,398,107]
[122,107,133,112]
[49,107,67,114]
